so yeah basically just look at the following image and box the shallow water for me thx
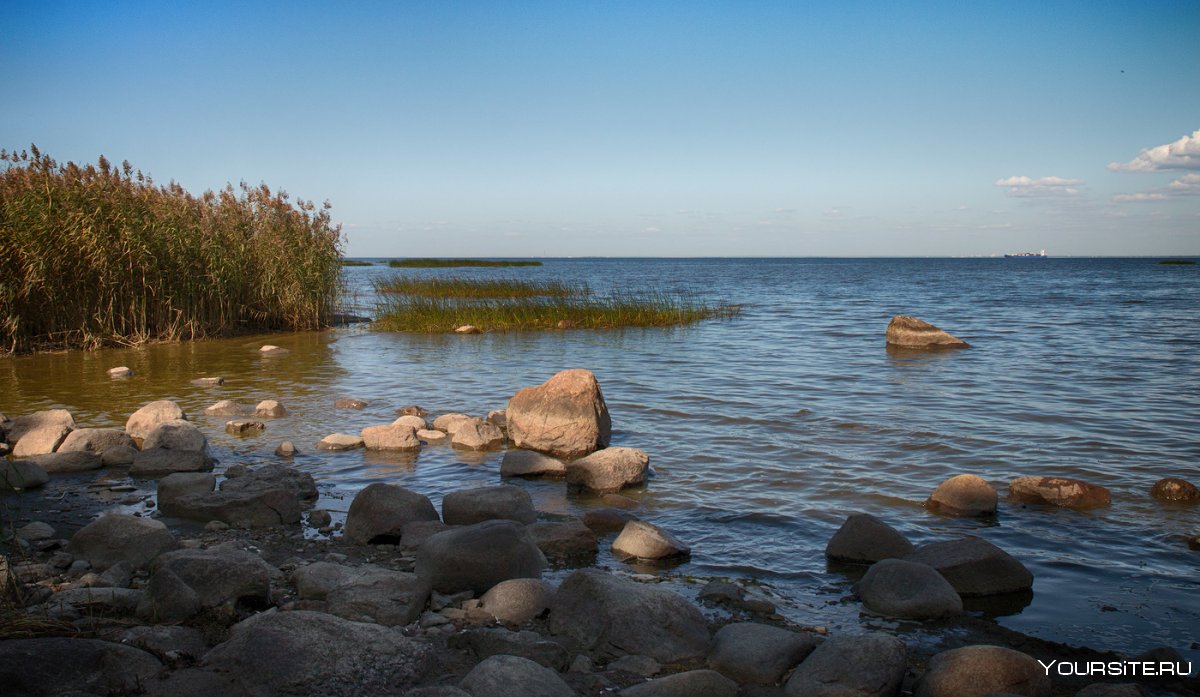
[3,257,1198,660]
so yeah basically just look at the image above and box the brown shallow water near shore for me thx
[3,257,1199,684]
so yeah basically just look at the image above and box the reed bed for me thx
[341,259,375,266]
[374,276,587,299]
[0,147,343,353]
[387,259,543,268]
[373,293,741,332]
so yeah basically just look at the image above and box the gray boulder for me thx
[784,633,907,697]
[914,645,1051,697]
[160,465,316,528]
[293,561,358,600]
[19,451,102,473]
[254,399,287,418]
[8,409,76,457]
[196,610,431,695]
[344,483,440,545]
[621,670,738,697]
[566,447,650,494]
[460,655,573,697]
[1,459,49,490]
[0,638,162,696]
[501,449,567,478]
[143,419,207,452]
[904,537,1033,596]
[507,369,611,458]
[443,484,537,525]
[611,520,689,561]
[825,513,914,564]
[451,418,506,450]
[120,625,208,662]
[527,520,598,563]
[480,577,556,623]
[69,514,175,571]
[137,548,274,622]
[549,568,709,662]
[156,472,217,510]
[854,558,963,619]
[885,315,970,349]
[325,568,430,626]
[361,424,421,450]
[130,448,211,476]
[102,444,138,466]
[708,622,820,684]
[449,627,570,670]
[57,427,136,455]
[416,519,546,595]
[927,474,998,517]
[125,400,185,441]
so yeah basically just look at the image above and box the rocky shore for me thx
[1,367,1196,696]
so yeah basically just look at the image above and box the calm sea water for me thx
[3,257,1198,659]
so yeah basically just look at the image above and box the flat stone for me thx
[418,429,448,443]
[190,376,224,387]
[130,448,211,476]
[501,449,567,478]
[854,558,963,619]
[20,451,102,473]
[611,520,690,561]
[361,424,421,450]
[16,521,56,541]
[156,473,217,510]
[0,638,162,696]
[204,400,246,417]
[317,433,365,451]
[566,446,650,494]
[1009,476,1111,510]
[325,568,430,626]
[120,625,208,662]
[258,345,290,355]
[825,513,914,564]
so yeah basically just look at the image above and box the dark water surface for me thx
[3,257,1198,659]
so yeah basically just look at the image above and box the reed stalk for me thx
[374,276,587,299]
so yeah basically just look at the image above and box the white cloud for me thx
[994,175,1083,197]
[1168,173,1200,193]
[1107,130,1200,172]
[1112,192,1168,203]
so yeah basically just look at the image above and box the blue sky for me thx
[3,1,1198,256]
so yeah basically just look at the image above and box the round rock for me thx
[611,520,690,561]
[854,558,963,619]
[416,520,546,595]
[1009,476,1110,510]
[443,484,537,526]
[904,537,1033,596]
[1150,477,1199,503]
[344,483,440,545]
[825,513,914,564]
[565,447,650,494]
[914,645,1051,697]
[479,578,555,624]
[460,655,572,697]
[784,633,907,697]
[69,514,175,571]
[927,474,998,517]
[708,622,820,685]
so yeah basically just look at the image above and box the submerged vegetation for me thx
[0,146,343,353]
[387,258,543,268]
[373,277,739,332]
[374,276,586,299]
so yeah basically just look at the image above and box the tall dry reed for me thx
[0,146,343,352]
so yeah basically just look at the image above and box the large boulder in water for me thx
[1150,477,1199,503]
[143,419,207,453]
[565,446,649,494]
[886,315,970,349]
[825,513,914,564]
[57,427,136,455]
[344,483,440,545]
[914,644,1051,697]
[549,568,709,662]
[416,520,546,595]
[442,484,537,525]
[854,558,963,619]
[125,400,186,441]
[507,369,611,458]
[904,536,1033,596]
[1009,476,1110,510]
[926,474,997,517]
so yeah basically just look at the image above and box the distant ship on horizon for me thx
[1004,249,1047,258]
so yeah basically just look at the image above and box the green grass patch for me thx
[0,146,343,353]
[374,276,586,299]
[387,258,543,268]
[341,259,374,266]
[1157,259,1196,265]
[373,294,741,332]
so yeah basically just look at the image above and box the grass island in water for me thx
[386,258,543,268]
[0,146,343,353]
[373,276,740,332]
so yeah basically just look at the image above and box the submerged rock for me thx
[1010,476,1111,509]
[825,513,915,564]
[334,397,368,409]
[225,420,265,436]
[108,366,133,379]
[1150,477,1199,503]
[501,449,567,478]
[204,399,246,417]
[885,315,970,349]
[914,645,1051,697]
[507,369,612,458]
[927,473,998,517]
